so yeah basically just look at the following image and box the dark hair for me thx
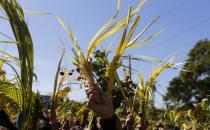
[39,125,52,130]
[0,108,18,130]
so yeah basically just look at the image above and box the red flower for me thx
[77,76,81,80]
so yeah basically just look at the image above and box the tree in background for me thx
[164,39,210,106]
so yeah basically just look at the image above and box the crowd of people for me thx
[0,85,172,130]
[0,85,121,130]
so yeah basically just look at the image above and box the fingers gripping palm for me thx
[86,85,114,119]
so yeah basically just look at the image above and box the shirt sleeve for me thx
[100,114,118,130]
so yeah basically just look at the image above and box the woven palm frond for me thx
[0,80,22,107]
[0,92,19,114]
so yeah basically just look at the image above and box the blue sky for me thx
[1,0,210,108]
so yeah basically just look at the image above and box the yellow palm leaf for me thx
[56,16,80,51]
[129,29,164,48]
[87,0,120,58]
[0,59,6,69]
[126,16,160,48]
[56,87,71,99]
[86,0,147,58]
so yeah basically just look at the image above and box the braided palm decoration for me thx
[0,80,22,107]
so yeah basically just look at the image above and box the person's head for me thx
[0,108,11,128]
[0,108,18,130]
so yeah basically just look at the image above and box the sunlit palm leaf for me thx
[56,87,71,100]
[137,55,162,62]
[131,58,176,128]
[86,0,148,58]
[129,29,164,48]
[87,0,120,57]
[56,16,79,51]
[0,40,20,44]
[24,10,51,15]
[126,16,160,48]
[0,58,6,69]
[0,50,18,60]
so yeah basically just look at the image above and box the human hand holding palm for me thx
[86,85,114,119]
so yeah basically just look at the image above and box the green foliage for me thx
[30,92,46,130]
[56,99,86,125]
[164,108,182,128]
[91,49,137,109]
[182,101,210,130]
[115,107,126,118]
[165,40,210,105]
[91,50,108,91]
